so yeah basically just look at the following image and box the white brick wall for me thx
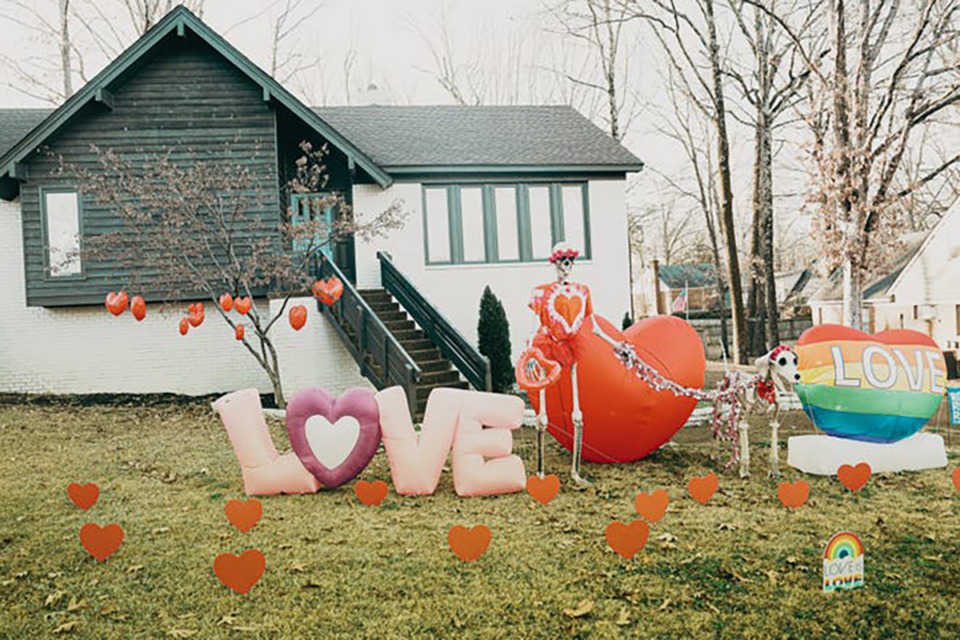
[0,198,368,398]
[352,179,633,360]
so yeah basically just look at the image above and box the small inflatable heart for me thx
[105,291,128,316]
[605,520,649,559]
[355,480,389,506]
[526,474,560,505]
[220,293,234,312]
[838,463,871,492]
[634,488,669,522]
[130,296,146,321]
[214,549,265,594]
[235,297,252,315]
[179,318,189,336]
[796,324,946,442]
[79,523,124,561]
[67,482,99,510]
[286,388,381,489]
[515,347,562,391]
[448,525,491,562]
[289,305,307,331]
[312,278,344,306]
[688,473,718,505]
[530,315,704,463]
[235,324,245,340]
[225,499,262,532]
[777,480,809,509]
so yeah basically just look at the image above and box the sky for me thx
[0,0,814,267]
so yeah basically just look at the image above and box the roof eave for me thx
[383,163,645,175]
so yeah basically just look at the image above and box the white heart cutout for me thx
[303,414,361,470]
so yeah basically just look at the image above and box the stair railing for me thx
[378,251,492,392]
[315,255,421,417]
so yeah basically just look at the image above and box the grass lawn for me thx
[0,398,958,638]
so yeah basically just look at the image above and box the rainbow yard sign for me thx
[823,532,865,592]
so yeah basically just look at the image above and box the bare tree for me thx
[58,142,405,407]
[122,0,204,34]
[726,0,823,351]
[268,0,323,85]
[649,69,732,351]
[410,3,543,105]
[0,0,79,102]
[627,0,750,362]
[747,0,959,329]
[547,0,640,140]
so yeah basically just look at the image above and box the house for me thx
[809,203,960,351]
[0,7,642,409]
[633,260,718,317]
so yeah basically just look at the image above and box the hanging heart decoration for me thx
[105,291,128,316]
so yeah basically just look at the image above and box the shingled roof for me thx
[0,105,643,174]
[0,109,50,159]
[313,105,644,171]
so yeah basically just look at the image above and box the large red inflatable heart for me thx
[529,315,704,463]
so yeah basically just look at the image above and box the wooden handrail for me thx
[314,255,421,417]
[378,251,491,392]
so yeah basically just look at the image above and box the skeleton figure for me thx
[524,242,593,487]
[735,345,801,477]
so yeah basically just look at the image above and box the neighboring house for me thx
[0,7,642,408]
[633,260,717,316]
[809,204,960,350]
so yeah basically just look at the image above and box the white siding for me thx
[0,198,368,398]
[353,179,633,361]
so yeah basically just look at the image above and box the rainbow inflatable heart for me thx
[795,325,947,443]
[530,315,704,463]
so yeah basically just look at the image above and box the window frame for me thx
[422,181,591,266]
[40,187,86,281]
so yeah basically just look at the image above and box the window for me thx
[43,190,82,277]
[424,187,451,263]
[460,187,486,262]
[561,185,588,258]
[528,186,553,260]
[422,182,590,265]
[494,187,520,260]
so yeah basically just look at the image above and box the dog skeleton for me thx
[733,345,800,478]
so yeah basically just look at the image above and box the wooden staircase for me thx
[313,253,487,423]
[358,289,469,418]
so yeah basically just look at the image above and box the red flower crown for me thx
[769,344,794,361]
[549,248,580,263]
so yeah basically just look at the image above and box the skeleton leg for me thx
[570,363,590,487]
[768,414,780,478]
[738,418,751,478]
[536,388,548,478]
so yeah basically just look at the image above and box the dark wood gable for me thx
[19,33,279,307]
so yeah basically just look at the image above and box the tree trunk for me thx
[705,0,747,363]
[759,111,780,349]
[59,0,73,98]
[841,257,863,329]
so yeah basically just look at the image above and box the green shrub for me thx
[478,286,514,393]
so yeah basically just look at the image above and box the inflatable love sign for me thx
[530,315,704,463]
[796,325,946,443]
[213,389,320,496]
[286,388,381,489]
[376,386,526,497]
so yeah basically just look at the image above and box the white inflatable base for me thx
[787,432,948,475]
